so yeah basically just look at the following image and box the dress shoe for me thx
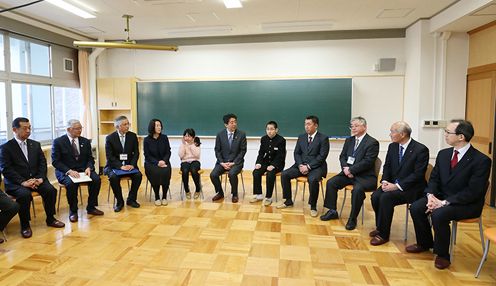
[21,227,32,238]
[232,196,239,203]
[212,193,224,201]
[405,244,430,253]
[194,192,201,199]
[114,204,123,212]
[47,219,65,228]
[369,229,380,237]
[434,256,451,269]
[310,209,318,217]
[345,218,357,230]
[276,201,294,209]
[126,200,140,208]
[0,238,4,244]
[320,209,338,221]
[370,235,389,246]
[87,208,104,216]
[69,213,78,223]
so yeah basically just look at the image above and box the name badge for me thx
[120,154,128,161]
[347,156,355,165]
[274,147,279,150]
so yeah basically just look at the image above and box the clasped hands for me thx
[425,193,445,213]
[21,178,43,189]
[221,162,235,170]
[255,164,275,171]
[343,167,354,178]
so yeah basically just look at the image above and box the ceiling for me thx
[0,0,495,41]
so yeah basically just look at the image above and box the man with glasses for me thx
[52,119,104,223]
[369,121,429,246]
[320,116,379,230]
[0,117,65,238]
[406,120,491,270]
[104,115,142,212]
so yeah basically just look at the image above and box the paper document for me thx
[69,173,93,183]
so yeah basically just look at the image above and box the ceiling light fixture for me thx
[223,0,242,9]
[73,15,178,51]
[45,0,96,19]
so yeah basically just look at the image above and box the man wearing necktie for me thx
[210,113,247,203]
[52,119,104,223]
[277,115,330,217]
[0,117,65,239]
[320,116,379,230]
[104,115,142,212]
[406,120,491,270]
[369,121,429,246]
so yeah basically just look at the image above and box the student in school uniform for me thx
[178,128,202,199]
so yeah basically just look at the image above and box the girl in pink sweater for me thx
[178,128,201,199]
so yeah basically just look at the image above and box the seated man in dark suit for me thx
[210,113,247,203]
[277,115,330,217]
[104,115,143,212]
[0,173,20,243]
[407,119,491,270]
[52,119,103,223]
[369,121,429,246]
[320,116,379,230]
[0,117,65,239]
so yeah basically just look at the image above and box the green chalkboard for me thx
[137,78,352,137]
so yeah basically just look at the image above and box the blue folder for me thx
[112,168,139,176]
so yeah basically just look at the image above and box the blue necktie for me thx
[228,133,233,148]
[399,145,404,164]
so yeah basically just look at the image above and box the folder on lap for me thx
[112,168,139,176]
[69,173,93,183]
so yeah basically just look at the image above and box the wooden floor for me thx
[1,171,495,285]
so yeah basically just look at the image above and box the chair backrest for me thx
[425,163,434,182]
[374,157,382,177]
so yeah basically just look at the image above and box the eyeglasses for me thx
[444,129,458,135]
[349,125,362,130]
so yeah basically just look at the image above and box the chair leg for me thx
[180,179,185,201]
[240,173,246,199]
[145,179,149,201]
[168,187,172,200]
[404,204,409,241]
[450,221,457,258]
[478,219,485,253]
[475,240,491,278]
[361,204,364,225]
[274,179,278,202]
[107,184,111,203]
[319,182,324,201]
[223,173,227,193]
[57,186,62,213]
[293,181,299,202]
[79,186,83,207]
[302,183,306,201]
[31,199,36,218]
[339,189,347,217]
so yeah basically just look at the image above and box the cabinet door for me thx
[113,78,132,109]
[97,78,115,109]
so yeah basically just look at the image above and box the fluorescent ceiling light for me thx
[261,20,333,31]
[164,25,232,36]
[223,0,242,9]
[45,0,96,19]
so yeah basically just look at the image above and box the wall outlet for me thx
[422,120,447,128]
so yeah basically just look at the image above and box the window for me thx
[12,83,52,143]
[0,82,6,144]
[0,35,4,71]
[10,37,50,76]
[54,86,83,137]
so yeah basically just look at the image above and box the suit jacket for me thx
[381,139,429,202]
[339,133,379,189]
[425,145,491,212]
[52,135,95,182]
[0,138,48,190]
[255,134,286,170]
[292,131,330,176]
[104,131,140,174]
[214,129,247,165]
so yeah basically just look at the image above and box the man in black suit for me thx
[0,117,65,238]
[104,115,142,212]
[277,115,330,217]
[210,113,247,203]
[0,173,20,243]
[250,121,286,206]
[52,119,104,223]
[369,121,429,246]
[320,116,379,230]
[406,120,491,270]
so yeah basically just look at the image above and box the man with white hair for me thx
[52,119,103,222]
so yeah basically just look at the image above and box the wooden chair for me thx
[404,163,433,241]
[179,169,205,200]
[339,157,382,224]
[292,176,324,203]
[222,170,246,198]
[449,217,485,258]
[57,183,84,213]
[475,227,496,278]
[107,177,132,203]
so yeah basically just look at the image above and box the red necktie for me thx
[308,136,313,144]
[450,150,459,169]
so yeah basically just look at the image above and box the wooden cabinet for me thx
[97,78,137,168]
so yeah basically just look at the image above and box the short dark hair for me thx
[452,119,474,142]
[183,128,201,146]
[12,117,29,128]
[223,113,237,124]
[305,115,319,126]
[147,118,163,136]
[266,121,278,129]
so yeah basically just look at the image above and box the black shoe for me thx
[114,204,123,212]
[126,201,140,208]
[345,218,357,230]
[320,209,339,221]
